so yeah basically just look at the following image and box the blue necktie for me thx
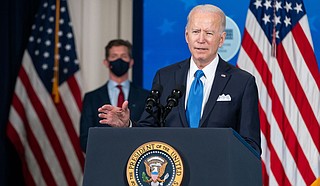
[186,70,204,128]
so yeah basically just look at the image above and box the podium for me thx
[83,128,262,185]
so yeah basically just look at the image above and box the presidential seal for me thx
[126,141,184,186]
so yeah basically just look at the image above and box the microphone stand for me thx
[159,89,183,127]
[145,86,183,128]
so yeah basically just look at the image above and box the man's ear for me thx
[185,29,189,43]
[129,59,134,68]
[219,31,227,48]
[103,59,110,68]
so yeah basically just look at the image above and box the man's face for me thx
[185,11,226,65]
[107,45,131,62]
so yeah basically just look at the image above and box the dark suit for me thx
[80,82,149,152]
[138,57,261,154]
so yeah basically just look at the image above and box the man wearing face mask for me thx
[79,39,149,152]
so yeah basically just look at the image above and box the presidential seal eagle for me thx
[143,156,169,186]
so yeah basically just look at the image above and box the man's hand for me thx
[98,101,130,127]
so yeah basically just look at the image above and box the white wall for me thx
[68,0,133,93]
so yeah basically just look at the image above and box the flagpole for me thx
[53,0,61,103]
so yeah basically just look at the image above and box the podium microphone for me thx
[145,84,163,113]
[161,85,183,125]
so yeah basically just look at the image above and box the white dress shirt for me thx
[185,55,219,117]
[107,79,130,106]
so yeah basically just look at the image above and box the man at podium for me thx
[98,4,261,155]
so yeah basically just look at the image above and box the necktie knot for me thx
[116,85,122,90]
[194,70,204,80]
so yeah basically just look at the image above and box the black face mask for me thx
[109,58,130,77]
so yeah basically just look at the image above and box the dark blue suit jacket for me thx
[80,82,149,152]
[138,58,261,154]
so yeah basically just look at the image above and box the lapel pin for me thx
[221,74,226,78]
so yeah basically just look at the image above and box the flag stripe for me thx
[242,28,316,184]
[244,10,319,172]
[60,74,82,135]
[7,124,38,186]
[239,39,300,185]
[261,159,269,186]
[285,24,320,122]
[276,42,320,151]
[259,104,291,186]
[292,22,320,88]
[55,96,85,170]
[238,2,320,184]
[237,47,298,185]
[11,93,57,186]
[67,75,82,111]
[259,107,272,186]
[255,72,294,185]
[19,65,77,186]
[6,0,84,184]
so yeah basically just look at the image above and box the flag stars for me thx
[273,30,279,39]
[253,0,262,9]
[51,5,56,10]
[47,28,53,34]
[65,44,71,50]
[35,50,39,56]
[49,16,54,22]
[64,56,70,62]
[294,3,303,14]
[43,2,48,8]
[41,14,46,20]
[39,26,43,31]
[275,1,282,12]
[263,0,272,10]
[61,7,66,12]
[262,14,271,25]
[42,63,48,70]
[37,38,41,43]
[29,36,34,42]
[273,15,281,26]
[58,31,63,36]
[284,2,292,12]
[67,33,73,39]
[45,40,51,46]
[158,19,175,35]
[32,24,36,30]
[60,19,64,25]
[63,68,68,74]
[284,16,291,27]
[43,52,50,58]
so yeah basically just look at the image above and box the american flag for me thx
[6,0,84,185]
[237,0,319,185]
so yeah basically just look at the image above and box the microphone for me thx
[161,85,183,124]
[145,84,163,113]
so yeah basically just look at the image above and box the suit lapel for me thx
[127,83,139,111]
[176,59,190,127]
[98,82,111,104]
[200,58,231,127]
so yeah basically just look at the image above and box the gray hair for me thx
[186,4,226,33]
